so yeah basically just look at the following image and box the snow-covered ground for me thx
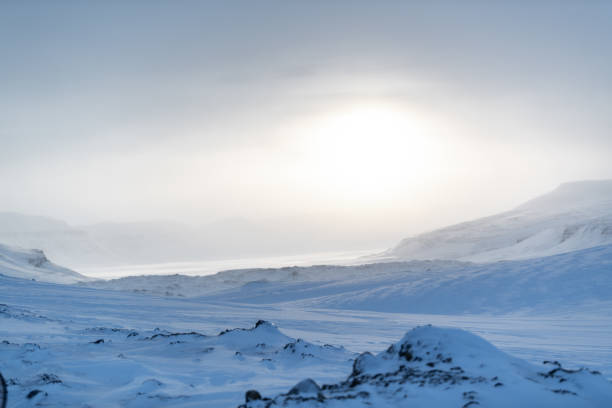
[1,269,612,407]
[79,244,612,316]
[244,326,612,408]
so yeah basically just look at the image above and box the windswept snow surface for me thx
[81,244,612,314]
[1,273,611,407]
[390,180,612,262]
[0,243,89,284]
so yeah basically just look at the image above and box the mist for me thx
[2,1,612,260]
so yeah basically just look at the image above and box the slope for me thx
[0,242,90,284]
[80,244,612,315]
[390,180,612,262]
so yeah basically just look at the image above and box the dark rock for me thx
[245,390,261,402]
[398,343,413,361]
[26,389,44,399]
[289,378,321,395]
[38,373,61,384]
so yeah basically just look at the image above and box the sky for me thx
[1,1,612,249]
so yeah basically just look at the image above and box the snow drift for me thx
[0,317,354,408]
[242,325,612,408]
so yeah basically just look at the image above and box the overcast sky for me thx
[1,1,612,244]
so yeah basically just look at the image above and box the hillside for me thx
[390,180,612,262]
[80,243,612,315]
[0,212,114,267]
[0,243,89,284]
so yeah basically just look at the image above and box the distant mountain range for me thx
[388,179,612,262]
[1,179,611,271]
[0,212,389,269]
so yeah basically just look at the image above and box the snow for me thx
[0,243,89,284]
[1,269,611,407]
[389,180,612,262]
[78,244,612,315]
[244,326,612,407]
[0,278,356,407]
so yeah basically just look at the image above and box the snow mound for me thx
[217,320,295,350]
[0,242,89,284]
[0,318,355,407]
[241,326,612,407]
[390,180,612,262]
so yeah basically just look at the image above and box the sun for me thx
[296,103,437,206]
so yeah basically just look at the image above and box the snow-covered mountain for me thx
[389,180,612,262]
[0,243,89,284]
[0,212,115,267]
[0,212,387,269]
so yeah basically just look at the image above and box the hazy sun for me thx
[297,103,436,206]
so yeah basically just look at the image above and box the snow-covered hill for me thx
[0,243,89,284]
[390,180,612,262]
[243,325,612,408]
[0,212,115,268]
[80,244,612,314]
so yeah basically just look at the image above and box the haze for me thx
[2,1,612,254]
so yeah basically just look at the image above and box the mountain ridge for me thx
[390,179,612,262]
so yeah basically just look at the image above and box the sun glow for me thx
[296,103,439,206]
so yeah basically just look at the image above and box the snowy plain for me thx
[1,271,612,407]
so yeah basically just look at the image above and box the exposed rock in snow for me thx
[241,326,612,407]
[0,242,89,284]
[0,317,355,407]
[390,180,612,262]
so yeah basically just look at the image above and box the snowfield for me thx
[79,244,612,315]
[1,270,611,407]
